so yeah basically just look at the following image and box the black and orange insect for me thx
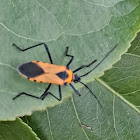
[13,43,117,110]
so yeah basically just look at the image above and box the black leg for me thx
[13,84,62,101]
[69,83,81,96]
[13,92,41,100]
[39,83,52,100]
[65,46,74,68]
[48,85,62,101]
[13,83,52,100]
[13,43,53,64]
[73,59,97,73]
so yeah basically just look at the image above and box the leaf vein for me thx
[71,96,90,140]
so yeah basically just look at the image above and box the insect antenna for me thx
[80,44,118,78]
[79,81,110,124]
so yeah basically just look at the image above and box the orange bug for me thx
[13,43,117,111]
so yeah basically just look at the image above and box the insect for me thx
[13,43,117,111]
[79,123,93,131]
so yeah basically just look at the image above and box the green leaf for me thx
[0,118,39,140]
[23,80,140,140]
[23,34,140,139]
[22,28,140,139]
[101,31,140,110]
[0,0,140,120]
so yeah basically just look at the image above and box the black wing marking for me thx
[18,62,44,78]
[56,71,68,80]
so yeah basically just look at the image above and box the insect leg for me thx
[13,92,41,100]
[65,46,74,68]
[73,59,97,73]
[47,85,62,101]
[13,83,52,100]
[13,84,62,101]
[13,43,53,64]
[69,83,81,96]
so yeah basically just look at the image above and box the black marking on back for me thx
[56,71,68,80]
[18,62,44,78]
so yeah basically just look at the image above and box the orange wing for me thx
[18,61,73,85]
